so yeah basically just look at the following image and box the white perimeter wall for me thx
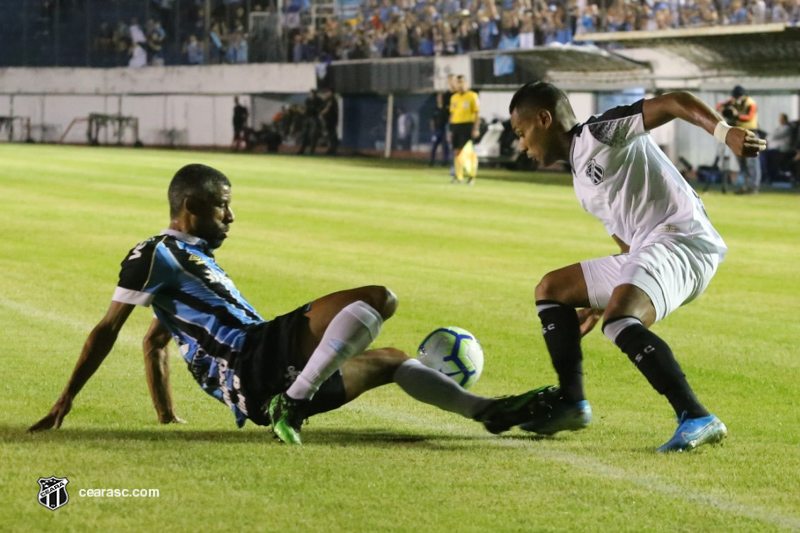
[0,92,257,146]
[0,63,316,95]
[3,60,798,155]
[0,63,316,146]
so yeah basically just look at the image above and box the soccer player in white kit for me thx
[507,82,766,452]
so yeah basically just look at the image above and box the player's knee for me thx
[363,285,398,320]
[380,347,410,365]
[535,273,562,302]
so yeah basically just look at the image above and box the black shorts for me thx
[237,303,347,426]
[450,123,474,150]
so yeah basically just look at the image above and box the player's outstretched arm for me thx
[143,318,185,425]
[28,301,135,432]
[642,92,766,158]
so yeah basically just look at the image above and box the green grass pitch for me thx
[1,145,799,532]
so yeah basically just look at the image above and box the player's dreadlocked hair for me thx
[168,164,231,217]
[509,82,573,118]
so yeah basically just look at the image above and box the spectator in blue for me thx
[184,34,205,64]
[378,0,394,24]
[478,14,500,49]
[419,21,436,55]
[292,33,304,62]
[442,0,461,16]
[554,5,573,43]
[209,22,226,63]
[499,8,521,49]
[578,4,598,41]
[227,30,248,63]
[729,0,749,24]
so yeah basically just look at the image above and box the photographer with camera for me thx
[717,86,762,194]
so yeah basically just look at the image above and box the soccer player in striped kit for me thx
[29,164,546,444]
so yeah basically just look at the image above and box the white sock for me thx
[393,359,493,419]
[286,301,382,400]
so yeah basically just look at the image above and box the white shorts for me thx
[580,240,721,322]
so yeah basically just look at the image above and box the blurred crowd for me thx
[279,0,800,62]
[286,0,800,62]
[32,0,800,68]
[89,2,265,67]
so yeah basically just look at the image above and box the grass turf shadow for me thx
[5,424,549,449]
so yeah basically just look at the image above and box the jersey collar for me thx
[160,229,208,248]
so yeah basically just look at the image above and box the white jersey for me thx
[569,100,727,260]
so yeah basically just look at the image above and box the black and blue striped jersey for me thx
[113,229,265,427]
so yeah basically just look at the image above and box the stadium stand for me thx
[1,0,799,67]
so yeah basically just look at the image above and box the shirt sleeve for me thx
[112,237,167,306]
[584,99,646,147]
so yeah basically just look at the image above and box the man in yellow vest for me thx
[448,75,481,184]
[717,86,761,194]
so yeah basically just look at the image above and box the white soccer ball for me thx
[417,327,484,389]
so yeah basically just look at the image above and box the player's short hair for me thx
[456,75,465,80]
[168,164,231,217]
[509,81,570,117]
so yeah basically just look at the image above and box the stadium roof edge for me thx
[575,22,789,43]
[577,25,800,78]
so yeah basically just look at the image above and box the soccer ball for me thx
[417,327,484,389]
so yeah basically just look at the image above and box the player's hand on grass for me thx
[726,128,767,158]
[577,308,603,337]
[28,395,73,432]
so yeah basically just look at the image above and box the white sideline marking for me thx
[543,450,800,532]
[356,405,800,532]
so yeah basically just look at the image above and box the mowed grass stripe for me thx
[1,145,799,532]
[4,295,799,532]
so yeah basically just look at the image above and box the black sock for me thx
[612,322,709,419]
[537,300,584,402]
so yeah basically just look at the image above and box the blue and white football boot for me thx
[657,413,728,453]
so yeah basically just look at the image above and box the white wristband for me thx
[714,121,732,144]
